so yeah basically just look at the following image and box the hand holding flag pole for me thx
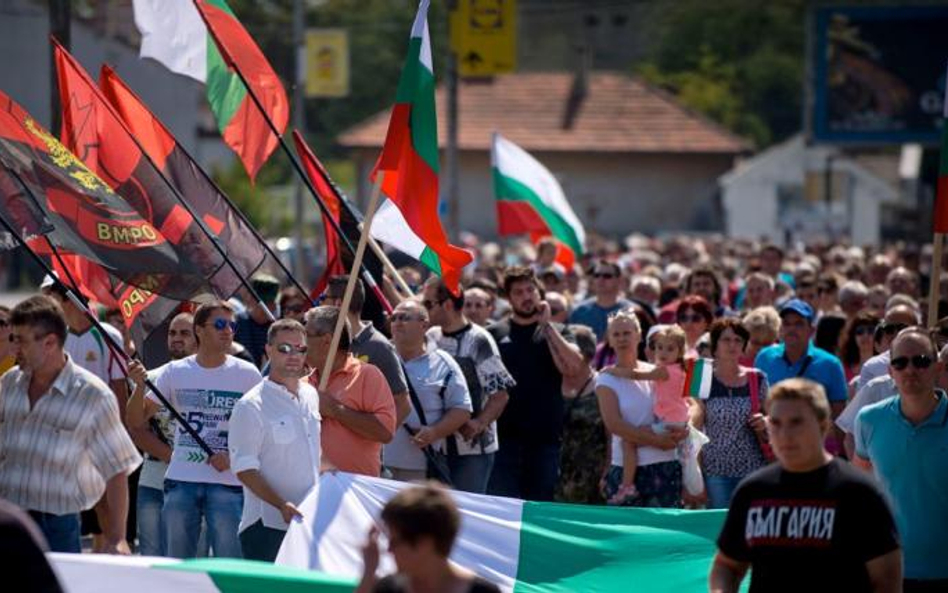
[0,165,216,458]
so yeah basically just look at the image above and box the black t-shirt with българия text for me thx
[717,458,899,593]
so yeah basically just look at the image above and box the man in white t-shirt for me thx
[137,300,262,558]
[229,319,321,561]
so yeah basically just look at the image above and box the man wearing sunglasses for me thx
[568,260,630,341]
[854,327,948,590]
[229,319,320,561]
[854,304,922,393]
[140,300,263,558]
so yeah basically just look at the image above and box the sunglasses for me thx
[207,318,238,332]
[275,343,307,355]
[593,273,617,279]
[549,307,565,317]
[422,299,444,310]
[391,313,425,323]
[890,354,934,371]
[880,323,908,336]
[854,325,877,337]
[677,314,705,324]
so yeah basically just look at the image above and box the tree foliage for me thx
[638,0,807,148]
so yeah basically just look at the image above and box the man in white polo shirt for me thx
[229,319,321,561]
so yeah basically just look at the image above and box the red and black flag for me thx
[0,164,54,251]
[0,90,202,292]
[99,64,267,297]
[53,41,239,297]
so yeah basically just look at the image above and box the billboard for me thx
[812,6,948,144]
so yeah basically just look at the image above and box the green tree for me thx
[638,0,807,148]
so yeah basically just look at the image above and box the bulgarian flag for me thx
[369,0,472,294]
[936,60,948,233]
[492,133,586,270]
[684,358,714,400]
[277,472,725,592]
[132,0,288,182]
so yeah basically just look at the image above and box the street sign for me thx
[305,28,349,98]
[450,0,516,78]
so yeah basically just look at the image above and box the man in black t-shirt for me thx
[710,378,901,593]
[487,267,583,501]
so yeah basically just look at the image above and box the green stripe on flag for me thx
[169,558,357,593]
[396,38,439,174]
[419,246,442,275]
[515,503,726,592]
[205,35,247,134]
[494,172,583,255]
[204,0,237,17]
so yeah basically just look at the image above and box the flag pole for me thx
[318,174,385,392]
[360,223,413,297]
[0,167,215,457]
[188,2,391,313]
[928,234,944,328]
[53,40,276,322]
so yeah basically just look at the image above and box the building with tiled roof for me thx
[339,71,750,238]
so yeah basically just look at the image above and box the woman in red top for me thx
[837,311,880,384]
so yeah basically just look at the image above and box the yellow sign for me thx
[305,29,349,98]
[450,0,516,77]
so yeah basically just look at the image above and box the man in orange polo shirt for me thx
[305,306,396,477]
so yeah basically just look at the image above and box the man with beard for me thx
[487,267,583,501]
[126,312,198,557]
[132,301,262,558]
[229,319,321,561]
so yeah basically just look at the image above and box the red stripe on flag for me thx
[497,201,548,236]
[159,204,194,244]
[203,214,225,235]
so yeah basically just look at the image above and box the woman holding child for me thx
[596,311,687,508]
[691,318,770,509]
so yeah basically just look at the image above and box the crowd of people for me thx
[1,232,947,591]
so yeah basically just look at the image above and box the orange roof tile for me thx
[337,72,750,154]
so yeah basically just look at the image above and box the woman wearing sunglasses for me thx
[675,295,713,358]
[837,311,881,385]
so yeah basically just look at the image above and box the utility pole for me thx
[49,0,70,133]
[293,0,306,281]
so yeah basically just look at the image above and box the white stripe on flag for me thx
[277,472,522,592]
[370,198,427,260]
[133,0,207,82]
[697,358,713,400]
[50,554,220,593]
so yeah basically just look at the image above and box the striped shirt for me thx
[0,355,142,514]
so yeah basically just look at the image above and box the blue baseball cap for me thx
[779,298,814,323]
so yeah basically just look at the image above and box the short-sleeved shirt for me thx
[383,349,472,471]
[653,363,688,424]
[717,459,900,593]
[488,319,570,445]
[835,375,896,435]
[146,355,263,486]
[568,298,631,341]
[229,379,321,532]
[595,372,677,468]
[428,323,516,455]
[352,322,408,396]
[854,393,948,579]
[854,350,890,394]
[754,342,848,402]
[0,355,142,514]
[309,356,397,477]
[65,323,125,384]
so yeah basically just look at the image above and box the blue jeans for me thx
[488,440,560,501]
[705,475,744,509]
[137,486,165,556]
[448,452,495,494]
[28,510,81,553]
[163,479,243,559]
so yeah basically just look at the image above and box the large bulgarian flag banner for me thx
[492,133,586,269]
[935,60,948,233]
[369,0,472,293]
[276,473,727,592]
[132,0,288,182]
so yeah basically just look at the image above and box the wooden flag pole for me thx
[928,233,945,328]
[318,173,385,392]
[359,222,414,298]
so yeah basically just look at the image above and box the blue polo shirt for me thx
[754,342,848,402]
[854,393,948,579]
